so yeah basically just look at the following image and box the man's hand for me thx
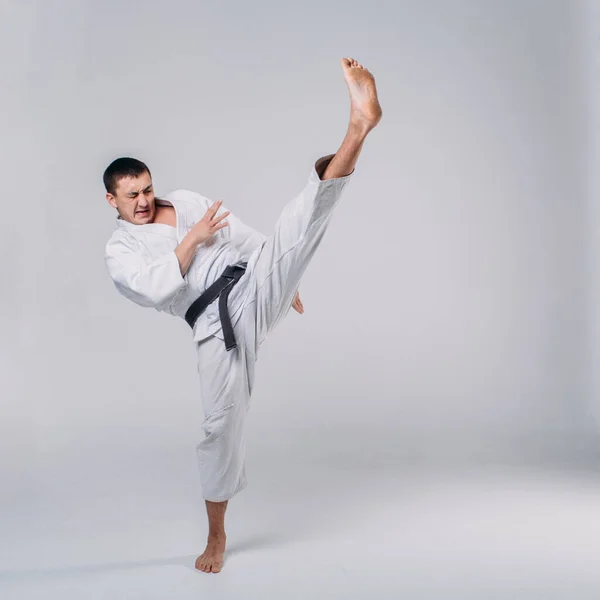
[190,199,230,245]
[292,291,304,314]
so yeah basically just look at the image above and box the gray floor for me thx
[2,446,600,599]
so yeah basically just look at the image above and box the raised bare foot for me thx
[341,57,382,132]
[195,534,226,573]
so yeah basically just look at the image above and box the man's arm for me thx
[175,230,202,277]
[105,234,192,310]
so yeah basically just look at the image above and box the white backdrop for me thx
[1,0,599,580]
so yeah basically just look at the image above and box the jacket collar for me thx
[115,196,179,234]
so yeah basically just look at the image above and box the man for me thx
[104,57,382,573]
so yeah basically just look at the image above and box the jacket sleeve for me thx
[104,235,187,310]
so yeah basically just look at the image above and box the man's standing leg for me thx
[195,499,227,573]
[193,323,256,574]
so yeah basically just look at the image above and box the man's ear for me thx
[106,193,117,209]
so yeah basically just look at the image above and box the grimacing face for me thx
[106,172,156,225]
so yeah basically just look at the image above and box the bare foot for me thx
[341,57,382,132]
[195,534,226,573]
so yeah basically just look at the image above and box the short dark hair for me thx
[103,157,151,195]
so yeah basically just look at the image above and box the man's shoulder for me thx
[163,188,209,205]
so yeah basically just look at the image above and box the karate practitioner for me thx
[104,57,382,573]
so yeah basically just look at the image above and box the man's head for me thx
[104,157,156,224]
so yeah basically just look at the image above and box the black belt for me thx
[185,262,248,351]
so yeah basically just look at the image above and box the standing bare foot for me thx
[195,534,226,573]
[341,57,382,133]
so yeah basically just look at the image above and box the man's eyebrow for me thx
[127,185,153,195]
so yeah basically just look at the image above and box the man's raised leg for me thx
[321,57,382,180]
[245,56,382,351]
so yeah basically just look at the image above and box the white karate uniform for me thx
[105,154,353,501]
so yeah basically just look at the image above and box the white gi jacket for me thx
[104,189,267,343]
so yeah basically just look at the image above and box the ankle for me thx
[348,116,373,137]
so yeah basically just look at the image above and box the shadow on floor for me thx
[0,532,292,582]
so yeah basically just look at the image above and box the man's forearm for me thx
[175,231,200,277]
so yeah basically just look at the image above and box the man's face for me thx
[106,172,156,225]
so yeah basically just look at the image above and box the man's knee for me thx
[201,402,244,441]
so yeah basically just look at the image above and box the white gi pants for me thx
[195,154,353,502]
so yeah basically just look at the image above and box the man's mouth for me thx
[137,209,149,215]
